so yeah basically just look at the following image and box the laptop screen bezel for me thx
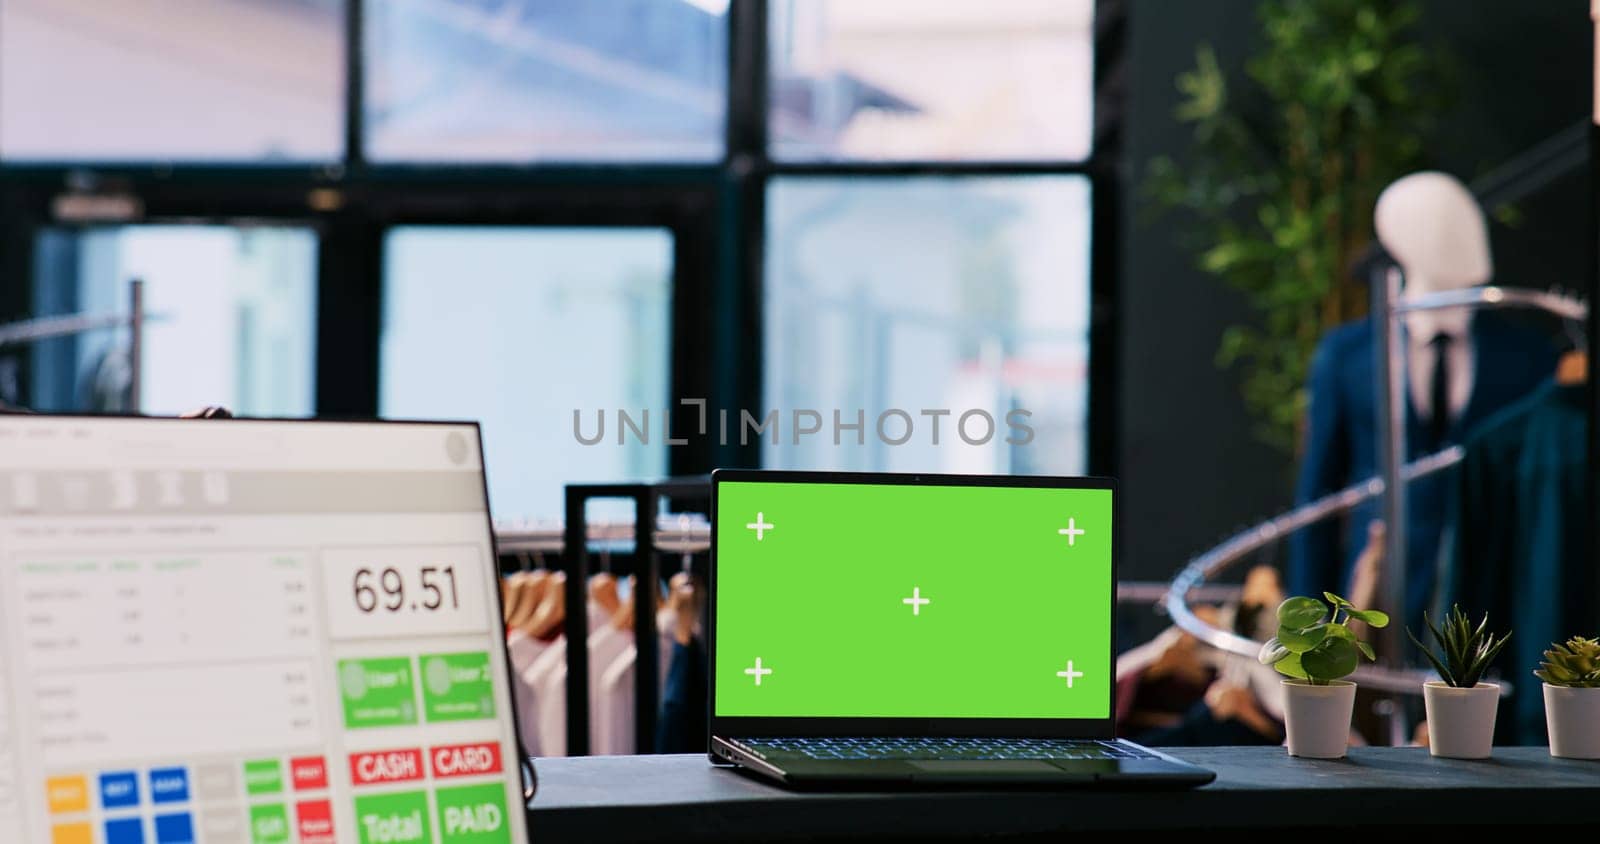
[708,469,1118,743]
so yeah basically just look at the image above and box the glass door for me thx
[26,224,319,417]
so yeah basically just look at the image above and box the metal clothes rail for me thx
[1164,285,1588,700]
[0,279,149,408]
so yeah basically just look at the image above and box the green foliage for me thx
[1406,605,1510,689]
[1258,592,1387,684]
[1535,637,1600,688]
[1145,0,1446,452]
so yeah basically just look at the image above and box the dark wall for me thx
[1116,0,1592,589]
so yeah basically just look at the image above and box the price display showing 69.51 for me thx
[321,547,490,639]
[352,565,460,614]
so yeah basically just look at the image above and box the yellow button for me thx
[45,775,88,814]
[51,822,92,844]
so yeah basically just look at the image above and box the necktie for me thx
[1428,333,1452,446]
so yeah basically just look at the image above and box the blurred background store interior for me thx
[0,0,1592,628]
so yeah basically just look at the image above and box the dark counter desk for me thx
[528,747,1600,842]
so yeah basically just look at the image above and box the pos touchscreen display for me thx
[0,416,527,844]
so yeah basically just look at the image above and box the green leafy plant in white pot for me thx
[1258,592,1388,758]
[1535,636,1600,759]
[1407,605,1510,759]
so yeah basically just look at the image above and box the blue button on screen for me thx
[148,767,190,804]
[99,771,140,809]
[105,816,145,844]
[154,812,195,843]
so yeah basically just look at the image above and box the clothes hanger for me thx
[588,544,621,619]
[524,571,567,640]
[509,549,557,629]
[501,571,528,624]
[1556,350,1588,385]
[1555,308,1588,385]
[508,570,551,631]
[666,570,700,646]
[590,572,621,620]
[610,575,637,632]
[500,552,537,622]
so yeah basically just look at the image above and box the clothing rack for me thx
[1164,284,1589,702]
[0,278,148,408]
[556,477,712,756]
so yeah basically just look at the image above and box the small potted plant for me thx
[1407,605,1510,759]
[1258,592,1388,758]
[1535,636,1600,759]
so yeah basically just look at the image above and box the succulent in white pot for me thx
[1407,605,1511,759]
[1258,592,1388,759]
[1536,636,1600,760]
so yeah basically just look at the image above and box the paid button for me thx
[435,783,511,844]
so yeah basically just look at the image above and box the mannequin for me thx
[1375,172,1490,427]
[1288,172,1556,632]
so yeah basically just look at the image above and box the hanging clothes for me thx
[516,600,610,757]
[1443,379,1593,745]
[656,636,707,754]
[595,607,678,756]
[508,629,552,757]
[582,623,634,754]
[1289,311,1556,630]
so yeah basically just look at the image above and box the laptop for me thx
[708,469,1214,787]
[0,415,530,843]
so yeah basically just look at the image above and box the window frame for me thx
[0,0,1124,482]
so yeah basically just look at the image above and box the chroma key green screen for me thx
[714,480,1113,720]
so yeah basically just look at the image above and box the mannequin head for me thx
[1374,171,1491,295]
[1374,171,1489,335]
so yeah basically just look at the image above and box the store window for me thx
[768,0,1095,161]
[0,0,344,161]
[363,0,729,162]
[27,225,319,416]
[762,176,1092,476]
[378,227,674,519]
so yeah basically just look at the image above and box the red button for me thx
[290,756,327,791]
[429,742,504,780]
[296,799,335,844]
[348,749,424,786]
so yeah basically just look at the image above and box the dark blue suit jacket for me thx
[1287,313,1555,628]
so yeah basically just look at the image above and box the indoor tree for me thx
[1147,0,1446,453]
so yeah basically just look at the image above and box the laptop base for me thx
[712,736,1215,789]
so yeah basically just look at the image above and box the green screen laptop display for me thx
[715,480,1113,720]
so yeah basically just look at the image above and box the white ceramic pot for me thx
[1422,681,1498,759]
[1544,684,1600,759]
[1282,679,1356,759]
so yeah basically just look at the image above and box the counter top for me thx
[527,747,1600,842]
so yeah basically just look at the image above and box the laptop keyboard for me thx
[736,737,1157,762]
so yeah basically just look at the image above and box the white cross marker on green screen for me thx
[746,512,774,541]
[745,657,772,686]
[902,587,930,616]
[1056,661,1084,688]
[1058,518,1086,546]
